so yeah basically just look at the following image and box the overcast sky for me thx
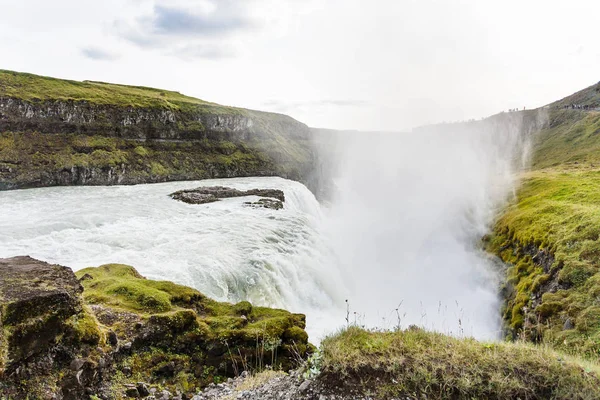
[1,0,599,131]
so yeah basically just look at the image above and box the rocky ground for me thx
[193,369,392,400]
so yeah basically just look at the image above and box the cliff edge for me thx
[0,70,320,194]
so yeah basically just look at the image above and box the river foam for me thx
[0,177,346,340]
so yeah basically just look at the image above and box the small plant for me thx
[302,350,323,379]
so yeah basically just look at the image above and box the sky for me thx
[1,0,599,131]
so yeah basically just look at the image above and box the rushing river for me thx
[0,177,347,340]
[0,115,539,342]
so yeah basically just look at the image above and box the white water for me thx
[0,178,345,340]
[0,115,539,342]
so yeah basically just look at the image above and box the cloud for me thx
[80,47,120,61]
[114,1,255,59]
[152,4,250,36]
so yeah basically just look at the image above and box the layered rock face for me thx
[0,257,311,400]
[0,97,310,143]
[0,71,323,195]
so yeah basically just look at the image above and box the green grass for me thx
[531,110,600,169]
[487,168,600,355]
[0,69,216,110]
[485,107,600,356]
[319,326,600,400]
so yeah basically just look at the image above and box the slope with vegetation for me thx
[314,326,600,400]
[485,82,600,356]
[0,256,310,400]
[193,326,600,399]
[0,69,318,193]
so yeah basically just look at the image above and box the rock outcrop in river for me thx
[170,186,285,209]
[0,256,310,400]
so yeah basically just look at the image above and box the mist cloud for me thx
[321,111,546,339]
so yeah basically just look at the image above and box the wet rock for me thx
[119,341,133,354]
[243,198,283,210]
[170,186,285,205]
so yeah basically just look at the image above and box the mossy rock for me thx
[0,256,85,367]
[64,307,103,345]
[283,326,309,343]
[76,264,202,314]
[75,263,311,388]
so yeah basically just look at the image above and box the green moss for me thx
[283,326,309,343]
[487,168,600,354]
[133,146,149,157]
[149,161,168,176]
[77,264,201,314]
[486,108,600,355]
[233,301,253,316]
[576,306,600,333]
[64,306,103,345]
[76,264,310,347]
[320,326,600,400]
[71,263,310,394]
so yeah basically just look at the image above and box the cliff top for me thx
[0,69,239,113]
[549,81,600,109]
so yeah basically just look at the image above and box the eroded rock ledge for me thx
[0,256,310,400]
[170,186,285,210]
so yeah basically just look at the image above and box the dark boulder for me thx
[0,256,83,369]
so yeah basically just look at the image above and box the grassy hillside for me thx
[549,81,600,110]
[0,69,230,112]
[531,110,600,169]
[317,326,600,399]
[486,79,600,356]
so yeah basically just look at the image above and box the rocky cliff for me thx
[0,70,320,194]
[0,256,310,400]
